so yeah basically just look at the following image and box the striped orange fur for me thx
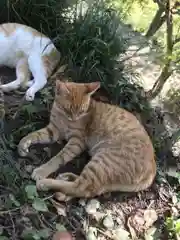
[18,81,156,201]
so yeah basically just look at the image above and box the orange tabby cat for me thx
[18,80,156,201]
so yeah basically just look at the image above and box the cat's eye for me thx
[79,110,84,115]
[64,109,71,117]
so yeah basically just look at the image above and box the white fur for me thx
[0,23,60,101]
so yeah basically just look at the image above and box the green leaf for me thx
[0,228,3,235]
[0,237,8,240]
[175,219,180,234]
[21,104,39,115]
[21,228,51,240]
[32,198,48,212]
[21,229,40,240]
[38,229,51,239]
[25,185,38,200]
[9,194,20,207]
[55,224,67,232]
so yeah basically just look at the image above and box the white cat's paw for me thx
[25,89,35,101]
[31,167,49,181]
[55,192,72,202]
[18,139,31,157]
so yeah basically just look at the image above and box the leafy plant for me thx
[21,228,51,240]
[166,216,180,239]
[25,184,49,212]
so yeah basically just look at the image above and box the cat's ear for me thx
[87,82,100,95]
[56,80,70,95]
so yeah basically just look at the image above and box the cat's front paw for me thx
[25,89,35,101]
[31,167,50,181]
[0,84,11,92]
[36,179,50,191]
[18,138,31,157]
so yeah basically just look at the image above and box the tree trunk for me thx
[146,64,172,100]
[146,0,173,99]
[145,7,165,38]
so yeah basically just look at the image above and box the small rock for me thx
[85,199,100,214]
[103,214,114,230]
[86,227,97,240]
[79,199,86,207]
[93,211,105,221]
[112,228,130,240]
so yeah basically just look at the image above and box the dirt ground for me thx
[0,65,179,239]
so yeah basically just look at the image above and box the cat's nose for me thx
[71,115,78,121]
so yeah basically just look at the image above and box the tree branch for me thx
[145,11,166,38]
[146,0,173,99]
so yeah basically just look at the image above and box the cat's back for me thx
[88,100,152,147]
[0,23,49,49]
[91,100,146,136]
[87,100,154,159]
[0,23,57,66]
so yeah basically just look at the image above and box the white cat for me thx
[0,23,61,101]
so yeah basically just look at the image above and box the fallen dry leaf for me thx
[103,214,114,230]
[127,209,158,239]
[50,198,67,217]
[143,209,158,228]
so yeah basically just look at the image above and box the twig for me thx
[0,207,21,215]
[43,194,54,201]
[9,212,16,240]
[12,95,26,119]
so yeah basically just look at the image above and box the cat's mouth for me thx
[67,113,87,121]
[67,115,79,121]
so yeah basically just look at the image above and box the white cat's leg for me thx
[25,54,47,101]
[1,58,30,92]
[23,80,34,88]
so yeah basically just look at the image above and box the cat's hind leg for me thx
[37,172,79,202]
[0,58,30,92]
[25,54,47,101]
[36,160,100,201]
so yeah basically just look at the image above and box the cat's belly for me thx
[0,51,25,68]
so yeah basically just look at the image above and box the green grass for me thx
[0,0,150,112]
